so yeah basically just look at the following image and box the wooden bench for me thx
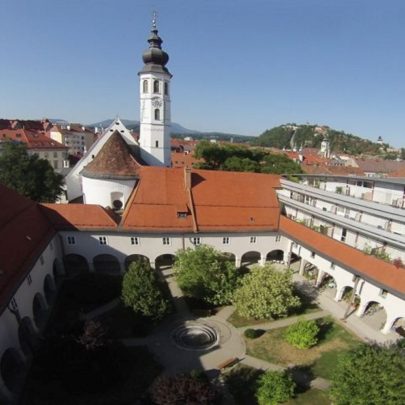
[217,357,238,371]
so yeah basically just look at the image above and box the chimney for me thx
[184,167,192,190]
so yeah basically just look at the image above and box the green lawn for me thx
[227,303,320,328]
[246,317,360,379]
[287,388,331,405]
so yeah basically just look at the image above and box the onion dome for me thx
[139,14,172,76]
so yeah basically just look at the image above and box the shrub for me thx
[122,261,170,321]
[256,370,295,405]
[174,245,240,305]
[284,319,320,349]
[233,265,301,319]
[244,328,264,339]
[330,343,405,405]
[150,373,221,404]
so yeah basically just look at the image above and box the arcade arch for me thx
[63,254,89,277]
[125,254,150,270]
[241,251,261,267]
[93,254,120,275]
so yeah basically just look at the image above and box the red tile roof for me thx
[121,167,281,233]
[41,204,119,230]
[279,216,405,297]
[0,184,55,312]
[81,132,142,179]
[0,129,67,150]
[121,167,194,232]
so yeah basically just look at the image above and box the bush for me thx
[284,319,320,349]
[244,328,264,339]
[330,343,405,405]
[150,373,221,404]
[122,261,170,321]
[256,370,295,405]
[233,265,301,319]
[174,245,240,305]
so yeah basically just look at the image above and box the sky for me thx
[1,0,404,147]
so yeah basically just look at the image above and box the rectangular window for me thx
[67,236,76,245]
[155,140,159,148]
[39,255,44,265]
[330,262,335,269]
[341,228,347,242]
[223,237,230,245]
[162,237,170,245]
[379,289,388,298]
[311,251,316,258]
[27,274,32,285]
[130,237,139,245]
[192,237,201,245]
[250,236,256,243]
[276,235,281,242]
[99,236,107,245]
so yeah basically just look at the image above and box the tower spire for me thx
[152,10,157,30]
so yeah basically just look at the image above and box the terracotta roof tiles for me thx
[81,131,142,179]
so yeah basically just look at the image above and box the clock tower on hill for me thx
[138,15,172,167]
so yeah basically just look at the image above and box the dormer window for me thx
[153,80,159,93]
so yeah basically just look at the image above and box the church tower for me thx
[138,15,172,167]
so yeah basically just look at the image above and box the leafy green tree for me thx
[284,319,320,349]
[261,153,303,175]
[222,156,259,172]
[233,265,300,319]
[330,343,405,405]
[256,370,295,405]
[0,141,64,202]
[174,245,240,305]
[122,261,169,321]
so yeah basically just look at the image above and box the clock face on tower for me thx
[151,97,162,108]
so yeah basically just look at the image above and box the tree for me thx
[174,245,240,305]
[233,265,300,319]
[256,370,295,405]
[0,141,64,202]
[284,319,320,349]
[150,373,221,405]
[330,343,405,405]
[122,260,169,321]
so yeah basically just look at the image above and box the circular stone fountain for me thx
[171,321,219,351]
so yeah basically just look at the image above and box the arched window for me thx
[153,80,159,93]
[154,108,160,120]
[164,82,169,95]
[143,80,148,93]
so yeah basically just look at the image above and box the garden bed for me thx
[225,365,331,404]
[246,317,360,379]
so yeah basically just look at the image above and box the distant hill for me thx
[87,119,250,141]
[255,124,388,155]
[88,119,200,135]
